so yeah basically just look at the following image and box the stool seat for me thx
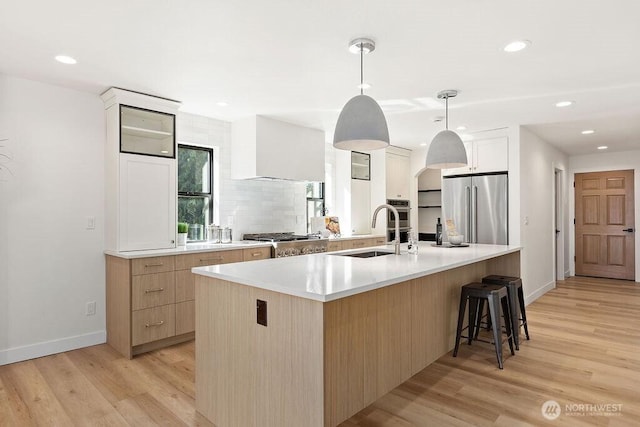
[453,282,515,369]
[482,275,530,350]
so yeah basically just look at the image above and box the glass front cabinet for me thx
[101,88,181,251]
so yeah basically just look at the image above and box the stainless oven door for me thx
[388,208,409,228]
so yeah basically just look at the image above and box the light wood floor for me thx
[1,276,639,426]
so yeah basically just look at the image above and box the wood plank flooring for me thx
[1,276,638,426]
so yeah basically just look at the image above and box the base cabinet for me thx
[106,247,271,358]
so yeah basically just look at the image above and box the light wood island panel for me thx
[195,251,520,427]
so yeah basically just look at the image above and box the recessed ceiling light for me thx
[55,55,77,64]
[216,101,229,107]
[420,142,427,146]
[503,40,531,53]
[357,82,371,90]
[456,126,467,131]
[555,101,574,108]
[581,129,595,135]
[597,146,608,150]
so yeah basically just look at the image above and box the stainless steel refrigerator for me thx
[441,173,508,244]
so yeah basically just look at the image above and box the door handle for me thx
[623,228,634,232]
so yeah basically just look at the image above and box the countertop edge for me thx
[104,242,273,259]
[193,246,522,302]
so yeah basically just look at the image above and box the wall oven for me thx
[386,199,410,243]
[386,199,410,228]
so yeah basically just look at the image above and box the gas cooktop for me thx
[242,232,321,242]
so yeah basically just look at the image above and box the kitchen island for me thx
[193,244,521,427]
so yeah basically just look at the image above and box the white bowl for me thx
[448,235,465,245]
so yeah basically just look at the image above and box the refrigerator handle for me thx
[465,186,471,243]
[473,185,478,243]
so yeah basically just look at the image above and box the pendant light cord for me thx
[445,95,449,130]
[360,43,364,95]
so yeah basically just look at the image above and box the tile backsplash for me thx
[178,112,307,239]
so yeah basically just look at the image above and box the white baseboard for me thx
[0,330,106,366]
[525,280,556,305]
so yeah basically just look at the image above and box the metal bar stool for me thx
[453,282,515,369]
[481,275,530,350]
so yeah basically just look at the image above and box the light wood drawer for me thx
[373,236,386,246]
[348,239,369,249]
[132,256,175,276]
[176,300,195,335]
[132,272,175,310]
[132,305,175,346]
[243,247,271,261]
[175,249,243,270]
[327,241,343,252]
[175,270,195,302]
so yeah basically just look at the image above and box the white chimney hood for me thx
[231,116,325,181]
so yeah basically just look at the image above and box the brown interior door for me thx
[575,170,635,280]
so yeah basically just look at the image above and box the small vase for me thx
[177,233,187,246]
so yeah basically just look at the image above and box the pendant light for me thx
[426,90,468,169]
[333,38,390,150]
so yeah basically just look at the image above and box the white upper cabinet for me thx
[231,116,325,181]
[386,147,411,199]
[101,88,180,252]
[442,136,508,176]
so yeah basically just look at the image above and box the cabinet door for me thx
[386,153,410,199]
[473,137,508,174]
[442,142,473,176]
[119,154,176,251]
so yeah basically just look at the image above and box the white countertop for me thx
[193,243,521,302]
[104,241,273,259]
[103,234,384,259]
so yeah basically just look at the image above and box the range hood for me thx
[231,115,325,181]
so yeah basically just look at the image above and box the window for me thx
[178,144,213,241]
[306,182,325,233]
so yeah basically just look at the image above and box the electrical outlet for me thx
[87,216,96,230]
[86,301,96,316]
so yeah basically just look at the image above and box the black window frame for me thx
[177,144,214,241]
[306,182,326,233]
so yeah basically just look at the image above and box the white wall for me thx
[178,113,307,238]
[324,145,386,237]
[569,149,640,282]
[0,77,311,365]
[519,127,569,302]
[0,75,106,365]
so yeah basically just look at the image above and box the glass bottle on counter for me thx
[407,232,418,254]
[436,218,443,246]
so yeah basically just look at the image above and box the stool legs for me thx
[518,285,530,340]
[453,291,468,357]
[508,286,520,350]
[486,293,504,369]
[468,297,479,345]
[501,295,515,357]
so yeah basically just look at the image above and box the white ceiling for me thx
[2,0,640,155]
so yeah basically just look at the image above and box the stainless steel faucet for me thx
[372,204,401,255]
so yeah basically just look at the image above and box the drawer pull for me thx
[144,262,164,267]
[251,252,262,257]
[200,257,223,262]
[145,320,165,328]
[144,287,165,293]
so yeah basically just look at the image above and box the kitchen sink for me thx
[336,250,395,258]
